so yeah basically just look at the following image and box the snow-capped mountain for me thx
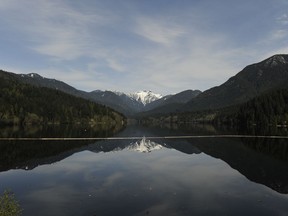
[129,90,163,106]
[8,69,200,116]
[89,90,144,115]
[87,90,165,116]
[4,53,288,119]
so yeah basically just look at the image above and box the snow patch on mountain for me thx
[20,73,44,79]
[113,91,126,96]
[91,90,163,106]
[28,73,43,78]
[129,90,163,106]
[264,55,288,67]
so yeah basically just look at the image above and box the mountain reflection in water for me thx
[126,137,163,153]
[0,125,288,216]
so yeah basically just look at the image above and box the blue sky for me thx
[0,0,288,95]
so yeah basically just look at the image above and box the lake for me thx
[0,125,288,216]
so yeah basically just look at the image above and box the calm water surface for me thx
[0,125,288,216]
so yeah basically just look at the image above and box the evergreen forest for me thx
[0,72,125,126]
[216,88,288,127]
[141,88,288,129]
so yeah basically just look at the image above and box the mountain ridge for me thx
[0,70,126,126]
[183,54,288,111]
[144,54,288,116]
[1,53,287,118]
[2,69,201,116]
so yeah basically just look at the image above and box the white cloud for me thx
[0,0,114,61]
[106,58,126,72]
[277,13,288,25]
[270,29,288,40]
[134,17,185,46]
[127,18,243,92]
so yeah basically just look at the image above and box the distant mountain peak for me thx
[20,73,43,79]
[263,54,288,67]
[30,73,43,78]
[113,91,126,96]
[129,90,163,106]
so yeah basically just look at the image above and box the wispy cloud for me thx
[270,29,288,40]
[0,0,288,94]
[0,1,115,60]
[277,13,288,25]
[134,17,185,46]
[25,2,112,60]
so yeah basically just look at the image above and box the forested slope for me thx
[0,70,125,126]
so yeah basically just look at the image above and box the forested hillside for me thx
[0,71,125,126]
[141,88,288,129]
[182,55,288,112]
[216,88,288,127]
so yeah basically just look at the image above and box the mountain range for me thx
[139,54,288,116]
[0,70,126,126]
[5,70,201,116]
[1,54,288,118]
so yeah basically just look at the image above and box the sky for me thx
[0,0,288,95]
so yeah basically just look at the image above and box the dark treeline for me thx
[140,88,288,130]
[0,71,125,126]
[215,88,288,127]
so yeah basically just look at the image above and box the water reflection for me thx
[0,124,123,138]
[0,140,93,172]
[0,125,288,216]
[242,137,288,160]
[188,138,288,194]
[126,137,163,153]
